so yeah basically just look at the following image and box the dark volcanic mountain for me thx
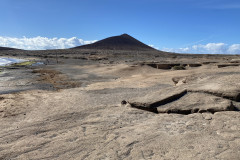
[0,46,18,51]
[73,34,156,51]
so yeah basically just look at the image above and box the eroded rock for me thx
[217,64,240,68]
[188,83,240,102]
[230,59,240,63]
[122,89,238,114]
[172,75,199,86]
[157,92,235,114]
[188,64,202,67]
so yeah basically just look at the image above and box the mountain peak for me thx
[73,34,156,51]
[120,33,131,37]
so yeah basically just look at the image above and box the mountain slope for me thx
[0,47,18,51]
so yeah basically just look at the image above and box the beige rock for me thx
[0,51,240,159]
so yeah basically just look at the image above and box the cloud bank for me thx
[0,36,97,50]
[163,43,240,54]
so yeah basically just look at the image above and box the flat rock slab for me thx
[230,59,240,63]
[122,88,187,113]
[124,87,185,104]
[123,88,238,114]
[188,83,240,102]
[157,92,235,114]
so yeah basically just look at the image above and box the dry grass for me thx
[11,61,35,67]
[32,69,81,90]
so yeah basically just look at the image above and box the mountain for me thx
[0,47,18,51]
[73,34,156,51]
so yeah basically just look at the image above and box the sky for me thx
[0,0,240,54]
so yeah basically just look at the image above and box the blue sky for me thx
[0,0,240,54]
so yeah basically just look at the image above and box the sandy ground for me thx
[0,52,240,160]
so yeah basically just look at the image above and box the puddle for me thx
[0,57,26,66]
[0,57,44,67]
[32,62,44,66]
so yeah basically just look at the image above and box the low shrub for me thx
[172,65,185,70]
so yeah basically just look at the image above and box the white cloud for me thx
[0,36,97,50]
[162,43,240,54]
[148,44,159,50]
[228,44,240,54]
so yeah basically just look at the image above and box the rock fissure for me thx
[123,89,240,115]
[187,89,240,102]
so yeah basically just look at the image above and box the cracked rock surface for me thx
[125,69,240,114]
[0,53,240,160]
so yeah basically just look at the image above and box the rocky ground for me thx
[0,49,240,160]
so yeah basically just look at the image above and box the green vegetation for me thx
[0,60,36,72]
[10,61,35,67]
[172,65,185,70]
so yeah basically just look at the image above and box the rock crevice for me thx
[122,89,240,115]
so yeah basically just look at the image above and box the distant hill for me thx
[0,47,18,51]
[73,34,156,51]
